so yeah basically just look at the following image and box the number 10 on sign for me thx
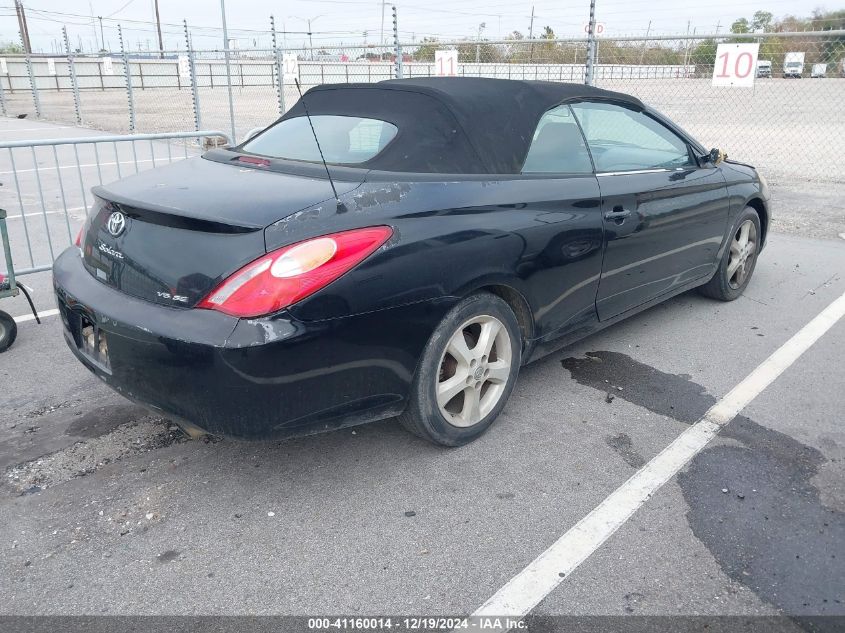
[712,43,759,87]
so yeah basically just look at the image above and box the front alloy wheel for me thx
[698,206,762,301]
[727,219,758,290]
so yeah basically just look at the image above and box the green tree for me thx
[691,39,718,67]
[413,37,440,62]
[730,18,750,33]
[0,42,23,54]
[751,11,774,32]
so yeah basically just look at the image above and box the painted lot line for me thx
[14,308,60,324]
[5,206,86,219]
[0,156,189,176]
[473,289,845,628]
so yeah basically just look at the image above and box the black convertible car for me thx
[54,78,769,446]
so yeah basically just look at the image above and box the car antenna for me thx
[294,79,344,211]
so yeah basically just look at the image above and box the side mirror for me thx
[706,147,727,165]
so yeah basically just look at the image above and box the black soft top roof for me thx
[282,78,644,174]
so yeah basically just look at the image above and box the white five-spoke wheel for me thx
[698,206,762,302]
[727,219,758,290]
[398,292,522,446]
[436,315,512,428]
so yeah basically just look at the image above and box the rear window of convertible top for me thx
[241,115,398,165]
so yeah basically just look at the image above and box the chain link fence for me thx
[1,31,843,183]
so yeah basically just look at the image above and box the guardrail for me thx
[0,130,232,277]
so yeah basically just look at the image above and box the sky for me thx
[0,0,836,54]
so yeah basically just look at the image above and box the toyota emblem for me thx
[107,211,126,237]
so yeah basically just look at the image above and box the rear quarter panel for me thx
[269,176,605,342]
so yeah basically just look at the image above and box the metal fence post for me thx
[0,73,6,118]
[585,0,597,85]
[392,5,404,79]
[184,21,202,131]
[270,14,286,117]
[22,35,42,117]
[118,25,136,132]
[63,26,82,125]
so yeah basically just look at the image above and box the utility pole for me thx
[15,1,32,54]
[220,0,236,142]
[528,6,535,39]
[154,0,164,58]
[380,1,386,45]
[98,16,104,52]
[528,5,535,63]
[89,2,98,52]
[475,22,485,63]
[639,20,651,65]
[308,18,314,55]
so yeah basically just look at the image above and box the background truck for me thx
[783,52,805,78]
[756,60,773,77]
[811,63,827,78]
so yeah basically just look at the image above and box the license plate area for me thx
[79,314,112,373]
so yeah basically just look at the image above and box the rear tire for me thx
[0,311,18,353]
[698,206,761,301]
[398,292,521,446]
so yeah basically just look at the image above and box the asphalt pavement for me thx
[0,118,844,628]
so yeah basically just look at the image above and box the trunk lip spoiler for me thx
[91,185,264,233]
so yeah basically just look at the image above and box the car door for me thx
[570,101,730,321]
[517,104,604,339]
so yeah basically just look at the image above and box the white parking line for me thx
[0,156,189,176]
[13,308,60,324]
[0,127,75,132]
[471,289,845,629]
[5,207,86,219]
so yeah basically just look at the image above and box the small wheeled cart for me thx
[0,208,41,352]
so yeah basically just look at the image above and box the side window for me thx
[570,102,693,172]
[522,105,593,174]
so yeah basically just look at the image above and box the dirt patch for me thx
[4,419,186,495]
[605,433,646,469]
[65,403,150,438]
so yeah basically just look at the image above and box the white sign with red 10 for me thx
[712,43,760,88]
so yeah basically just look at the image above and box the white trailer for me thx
[811,63,827,78]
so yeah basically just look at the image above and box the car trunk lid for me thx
[80,155,363,308]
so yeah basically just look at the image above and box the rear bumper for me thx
[53,248,453,439]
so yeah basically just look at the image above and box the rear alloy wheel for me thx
[698,206,761,301]
[436,315,513,428]
[399,293,521,446]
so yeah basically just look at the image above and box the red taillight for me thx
[197,226,393,318]
[74,227,84,247]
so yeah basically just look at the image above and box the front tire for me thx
[0,310,18,353]
[399,292,522,446]
[698,206,761,301]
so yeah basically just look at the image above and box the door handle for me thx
[604,208,632,224]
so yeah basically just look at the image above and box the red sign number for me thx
[716,51,754,79]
